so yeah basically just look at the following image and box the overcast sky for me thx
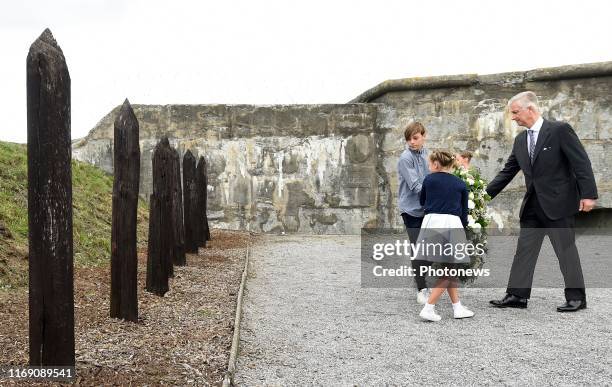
[1,0,611,143]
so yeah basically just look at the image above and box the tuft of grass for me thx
[0,141,149,290]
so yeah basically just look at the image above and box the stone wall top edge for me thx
[525,61,612,82]
[349,75,479,103]
[74,102,386,144]
[351,60,612,103]
[125,103,384,109]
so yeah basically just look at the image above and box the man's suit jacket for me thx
[487,119,598,220]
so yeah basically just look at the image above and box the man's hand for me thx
[579,198,597,212]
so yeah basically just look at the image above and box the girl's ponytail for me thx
[429,149,455,168]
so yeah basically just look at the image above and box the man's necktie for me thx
[528,129,535,163]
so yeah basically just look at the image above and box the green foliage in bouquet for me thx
[451,165,492,284]
[452,166,492,230]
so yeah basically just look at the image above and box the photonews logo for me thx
[371,263,491,278]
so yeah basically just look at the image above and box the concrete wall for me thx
[72,62,612,233]
[73,104,386,233]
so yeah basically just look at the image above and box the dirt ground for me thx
[0,229,254,386]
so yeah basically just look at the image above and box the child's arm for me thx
[419,177,428,206]
[460,183,469,227]
[398,157,423,194]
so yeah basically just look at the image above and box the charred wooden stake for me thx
[203,158,211,242]
[196,156,211,247]
[27,28,75,366]
[171,148,186,266]
[146,137,174,294]
[146,194,168,296]
[182,150,198,253]
[110,99,140,321]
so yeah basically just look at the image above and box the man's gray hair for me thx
[508,91,540,113]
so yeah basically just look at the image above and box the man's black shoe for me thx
[557,300,587,312]
[489,294,528,308]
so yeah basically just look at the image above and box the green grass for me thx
[0,141,149,290]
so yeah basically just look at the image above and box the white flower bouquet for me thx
[453,166,492,231]
[451,165,492,283]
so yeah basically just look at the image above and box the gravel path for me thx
[235,235,612,385]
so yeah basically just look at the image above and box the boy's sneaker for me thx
[453,305,475,319]
[416,288,429,305]
[419,305,441,322]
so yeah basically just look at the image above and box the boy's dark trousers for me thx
[401,213,430,291]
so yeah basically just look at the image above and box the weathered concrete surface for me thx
[74,104,383,233]
[235,235,612,385]
[73,61,612,232]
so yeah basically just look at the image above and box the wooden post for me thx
[146,137,173,295]
[27,28,75,366]
[110,99,140,322]
[146,194,168,296]
[203,158,211,242]
[182,150,198,253]
[171,148,186,266]
[196,156,210,247]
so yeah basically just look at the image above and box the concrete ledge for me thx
[222,244,251,387]
[349,74,478,103]
[351,61,612,103]
[526,61,612,82]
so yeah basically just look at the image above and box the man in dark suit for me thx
[487,91,598,312]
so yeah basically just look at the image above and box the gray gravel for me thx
[234,235,612,386]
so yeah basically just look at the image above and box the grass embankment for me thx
[0,141,149,290]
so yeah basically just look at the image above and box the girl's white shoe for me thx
[419,305,441,322]
[416,288,429,305]
[453,305,475,319]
